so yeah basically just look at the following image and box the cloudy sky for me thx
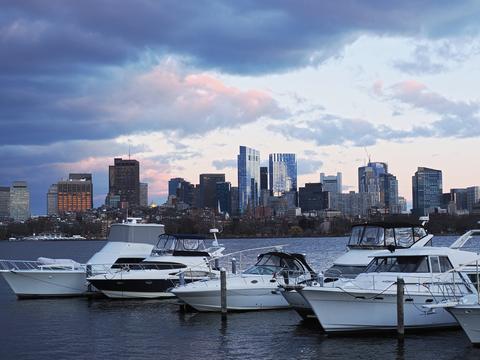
[2,1,480,214]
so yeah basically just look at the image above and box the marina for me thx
[2,234,480,359]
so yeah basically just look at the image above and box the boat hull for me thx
[281,289,316,321]
[301,287,458,333]
[88,278,183,299]
[172,275,290,312]
[448,306,480,345]
[0,270,87,298]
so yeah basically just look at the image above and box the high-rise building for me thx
[237,146,260,214]
[10,181,30,222]
[140,182,148,207]
[467,186,480,213]
[269,153,297,196]
[379,173,399,213]
[320,172,342,194]
[176,180,195,206]
[230,186,239,216]
[107,158,140,208]
[168,177,185,198]
[47,184,58,216]
[358,162,388,193]
[412,167,443,216]
[298,183,329,212]
[0,186,10,218]
[216,182,231,214]
[57,174,93,213]
[329,191,379,218]
[199,174,225,209]
[260,167,268,190]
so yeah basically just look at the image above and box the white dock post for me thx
[231,258,237,275]
[220,267,227,319]
[397,277,405,340]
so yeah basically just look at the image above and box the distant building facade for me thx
[330,191,379,218]
[379,173,399,214]
[299,183,329,212]
[107,158,140,208]
[47,184,58,216]
[238,146,260,214]
[216,181,231,214]
[260,167,268,191]
[140,182,148,207]
[0,186,10,218]
[57,174,93,213]
[269,153,297,196]
[320,172,342,194]
[199,173,225,209]
[10,181,30,222]
[168,177,185,198]
[412,167,443,216]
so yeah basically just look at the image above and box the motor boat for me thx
[298,246,479,333]
[280,221,433,321]
[171,250,316,312]
[87,232,225,299]
[0,218,164,298]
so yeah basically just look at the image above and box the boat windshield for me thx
[348,225,427,248]
[243,254,303,275]
[154,235,207,253]
[365,256,429,273]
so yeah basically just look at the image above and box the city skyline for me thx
[1,2,480,214]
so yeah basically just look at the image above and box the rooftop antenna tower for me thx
[363,147,371,165]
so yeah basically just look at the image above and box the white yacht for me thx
[172,251,316,312]
[280,222,433,321]
[87,233,225,299]
[0,218,164,298]
[299,247,478,333]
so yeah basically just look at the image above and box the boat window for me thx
[366,256,429,273]
[348,226,364,245]
[413,227,427,241]
[394,228,414,247]
[385,228,395,246]
[430,256,441,273]
[324,265,366,278]
[439,257,453,272]
[243,254,298,275]
[361,226,385,246]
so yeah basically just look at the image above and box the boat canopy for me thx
[347,222,427,249]
[244,252,309,276]
[153,234,211,257]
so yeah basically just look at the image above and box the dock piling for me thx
[220,268,227,319]
[231,258,237,275]
[397,277,405,341]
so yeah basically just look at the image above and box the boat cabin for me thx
[347,222,428,249]
[365,254,453,274]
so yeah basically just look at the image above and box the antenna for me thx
[363,147,371,164]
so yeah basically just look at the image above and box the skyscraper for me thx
[412,167,443,216]
[168,177,185,198]
[379,173,399,213]
[298,183,329,212]
[269,153,297,196]
[358,162,388,193]
[320,172,342,194]
[260,167,268,190]
[47,184,58,216]
[199,173,225,209]
[237,146,260,214]
[57,174,93,213]
[140,182,148,207]
[10,181,30,222]
[0,187,10,218]
[107,158,140,208]
[216,181,231,214]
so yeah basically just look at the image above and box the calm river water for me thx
[1,236,480,360]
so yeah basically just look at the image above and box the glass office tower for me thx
[412,167,443,216]
[269,153,297,196]
[237,146,260,214]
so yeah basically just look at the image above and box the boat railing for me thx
[0,259,82,271]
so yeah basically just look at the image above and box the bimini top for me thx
[347,222,428,249]
[152,233,211,257]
